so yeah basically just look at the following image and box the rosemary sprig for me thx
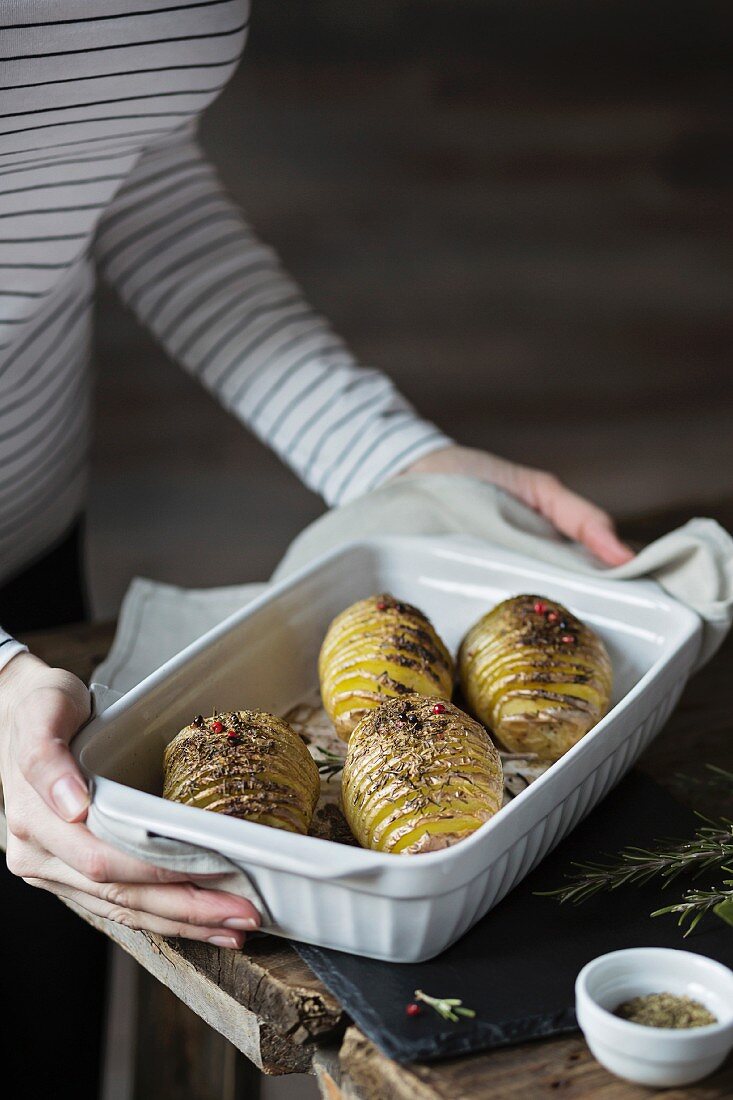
[414,989,476,1022]
[314,745,345,780]
[539,821,733,906]
[653,869,733,933]
[539,803,733,934]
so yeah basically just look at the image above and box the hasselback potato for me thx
[163,710,320,834]
[342,695,503,854]
[458,594,612,762]
[319,593,453,741]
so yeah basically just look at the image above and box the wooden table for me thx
[2,501,732,1099]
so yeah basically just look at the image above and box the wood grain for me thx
[339,1027,733,1100]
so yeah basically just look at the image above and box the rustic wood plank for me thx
[132,962,263,1099]
[53,894,313,1075]
[172,938,346,1045]
[339,1027,733,1100]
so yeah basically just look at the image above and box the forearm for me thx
[94,129,451,505]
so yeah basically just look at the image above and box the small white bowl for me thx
[575,948,733,1087]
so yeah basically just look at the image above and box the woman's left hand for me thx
[400,445,634,567]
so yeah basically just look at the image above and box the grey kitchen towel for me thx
[275,475,733,669]
[87,474,733,884]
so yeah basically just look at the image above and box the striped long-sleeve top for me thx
[0,0,450,670]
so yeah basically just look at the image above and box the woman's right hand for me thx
[0,652,260,947]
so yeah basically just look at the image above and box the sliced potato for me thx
[319,593,453,741]
[458,594,612,762]
[163,710,320,834]
[342,695,503,854]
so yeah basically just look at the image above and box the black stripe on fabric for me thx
[0,126,179,160]
[0,286,87,380]
[107,204,238,294]
[0,262,71,270]
[125,230,245,314]
[1,54,243,92]
[0,453,87,539]
[0,302,92,440]
[227,325,331,409]
[0,174,124,199]
[166,269,279,353]
[103,158,205,209]
[0,401,86,499]
[0,205,103,219]
[0,290,44,297]
[0,638,13,649]
[117,213,244,306]
[0,150,136,180]
[0,174,125,198]
[200,308,316,389]
[174,282,292,360]
[0,383,87,479]
[362,431,445,495]
[249,344,347,429]
[225,321,327,413]
[0,1,239,31]
[0,124,186,160]
[265,349,350,441]
[0,295,93,418]
[0,426,87,517]
[0,234,87,243]
[0,111,197,139]
[324,413,415,501]
[0,370,88,481]
[157,260,274,342]
[1,20,248,63]
[96,169,212,245]
[1,86,227,121]
[299,389,387,479]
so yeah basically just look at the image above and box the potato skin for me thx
[163,710,320,834]
[458,594,612,762]
[342,695,503,854]
[319,593,453,741]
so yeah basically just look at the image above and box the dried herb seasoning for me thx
[614,992,717,1029]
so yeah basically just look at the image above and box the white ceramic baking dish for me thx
[73,536,702,962]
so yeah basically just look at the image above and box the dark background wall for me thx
[89,1,732,617]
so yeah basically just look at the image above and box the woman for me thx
[0,1,632,1088]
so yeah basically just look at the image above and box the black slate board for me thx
[294,773,733,1064]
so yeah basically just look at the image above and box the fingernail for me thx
[208,935,240,948]
[51,775,89,821]
[222,917,258,931]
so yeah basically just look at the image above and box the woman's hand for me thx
[0,653,259,947]
[401,445,634,567]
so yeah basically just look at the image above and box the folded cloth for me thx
[93,477,733,697]
[274,476,733,668]
[86,475,733,919]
